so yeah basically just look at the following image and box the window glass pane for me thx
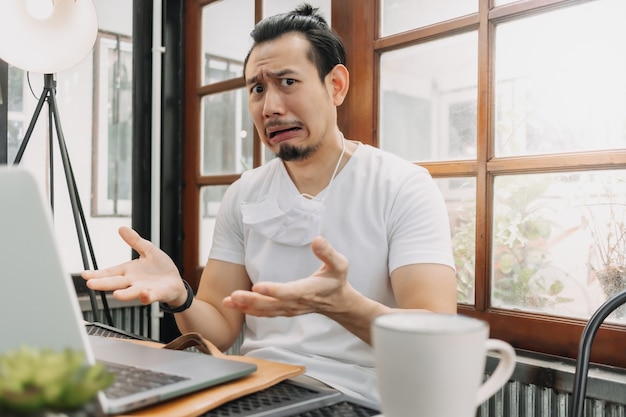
[7,67,23,112]
[199,185,229,265]
[436,177,477,305]
[263,0,331,19]
[201,88,254,175]
[380,0,477,37]
[205,55,243,84]
[494,0,626,157]
[491,171,626,323]
[379,32,477,162]
[93,33,133,216]
[7,66,25,162]
[202,0,254,84]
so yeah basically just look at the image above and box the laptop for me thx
[0,167,257,415]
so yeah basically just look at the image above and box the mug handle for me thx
[476,339,516,406]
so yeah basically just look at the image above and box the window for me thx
[377,0,626,367]
[183,0,626,368]
[379,0,477,37]
[92,32,133,217]
[6,66,25,163]
[380,31,478,161]
[201,55,252,176]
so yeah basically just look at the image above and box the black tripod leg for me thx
[64,144,114,326]
[47,86,113,325]
[48,98,55,210]
[13,85,49,165]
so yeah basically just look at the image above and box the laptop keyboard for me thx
[201,381,380,417]
[290,401,379,417]
[85,323,380,416]
[86,322,152,340]
[102,361,189,399]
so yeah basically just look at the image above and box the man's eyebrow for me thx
[246,69,298,86]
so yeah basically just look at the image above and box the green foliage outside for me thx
[491,177,571,308]
[452,176,572,309]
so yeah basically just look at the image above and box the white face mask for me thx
[241,194,324,246]
[241,136,346,247]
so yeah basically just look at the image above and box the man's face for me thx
[245,33,337,161]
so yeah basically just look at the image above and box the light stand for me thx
[13,73,113,325]
[0,0,112,325]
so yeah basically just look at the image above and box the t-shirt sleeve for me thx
[208,179,246,265]
[387,169,455,274]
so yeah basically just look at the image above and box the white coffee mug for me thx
[372,313,516,417]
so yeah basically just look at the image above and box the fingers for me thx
[252,279,312,302]
[81,227,150,280]
[79,227,167,306]
[224,238,350,318]
[84,273,157,304]
[311,236,349,274]
[115,287,155,304]
[224,290,312,316]
[118,226,153,258]
[84,274,129,291]
[81,264,128,280]
[224,290,272,310]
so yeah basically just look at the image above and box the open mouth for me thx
[269,126,301,139]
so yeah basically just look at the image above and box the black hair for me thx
[243,3,347,82]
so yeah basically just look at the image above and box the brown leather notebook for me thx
[117,332,305,417]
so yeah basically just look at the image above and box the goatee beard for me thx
[277,142,321,161]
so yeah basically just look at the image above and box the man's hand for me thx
[221,235,457,345]
[223,236,354,317]
[81,227,187,306]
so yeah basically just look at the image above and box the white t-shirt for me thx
[209,142,454,405]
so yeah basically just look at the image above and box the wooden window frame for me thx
[183,0,626,368]
[183,0,263,290]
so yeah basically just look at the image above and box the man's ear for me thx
[327,64,349,106]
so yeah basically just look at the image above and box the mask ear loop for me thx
[301,135,346,202]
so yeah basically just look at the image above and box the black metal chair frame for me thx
[570,289,626,417]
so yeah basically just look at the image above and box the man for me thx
[83,4,457,405]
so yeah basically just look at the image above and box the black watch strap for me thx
[159,279,194,313]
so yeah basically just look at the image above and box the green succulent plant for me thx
[0,346,114,414]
